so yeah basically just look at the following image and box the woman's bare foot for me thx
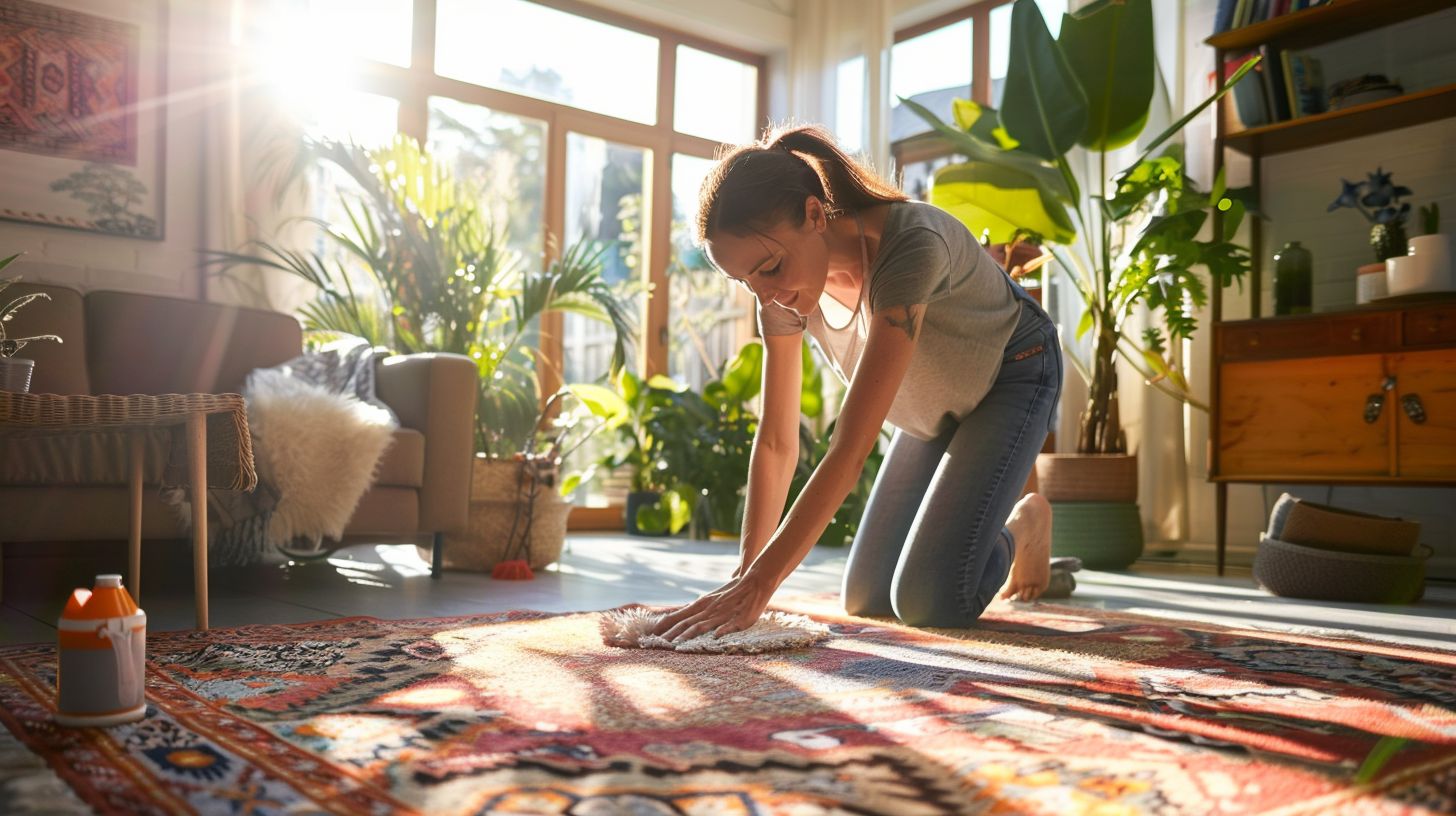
[1000,493,1052,602]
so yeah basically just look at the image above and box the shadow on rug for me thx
[1,597,1453,815]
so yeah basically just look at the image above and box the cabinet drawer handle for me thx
[1365,394,1385,423]
[1402,394,1427,424]
[1350,327,1363,341]
[1247,334,1260,347]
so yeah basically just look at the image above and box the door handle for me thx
[1364,394,1385,424]
[1402,394,1427,424]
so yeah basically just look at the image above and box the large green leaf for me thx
[930,161,1077,245]
[1000,0,1088,161]
[719,341,764,406]
[898,96,1069,204]
[568,383,629,430]
[1059,0,1153,151]
[951,99,1019,150]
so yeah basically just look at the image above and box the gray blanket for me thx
[206,337,396,567]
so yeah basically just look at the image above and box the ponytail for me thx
[697,123,907,244]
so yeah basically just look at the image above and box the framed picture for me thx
[0,0,167,240]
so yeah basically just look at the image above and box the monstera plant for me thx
[906,0,1256,455]
[904,0,1257,566]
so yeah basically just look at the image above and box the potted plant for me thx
[905,0,1256,567]
[572,371,697,536]
[1328,167,1415,264]
[206,135,635,572]
[1,256,65,394]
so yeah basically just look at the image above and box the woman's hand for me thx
[649,568,778,643]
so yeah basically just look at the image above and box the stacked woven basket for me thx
[1254,493,1428,603]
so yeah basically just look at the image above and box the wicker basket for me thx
[1254,535,1426,603]
[440,455,569,572]
[1278,499,1421,557]
[1035,454,1138,503]
[1048,501,1144,569]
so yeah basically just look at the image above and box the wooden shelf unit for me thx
[1206,0,1456,52]
[1206,2,1456,575]
[1224,83,1456,156]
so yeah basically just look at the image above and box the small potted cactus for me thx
[1,255,65,393]
[1327,167,1413,263]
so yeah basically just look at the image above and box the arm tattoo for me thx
[884,304,920,340]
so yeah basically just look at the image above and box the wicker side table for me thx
[0,393,256,630]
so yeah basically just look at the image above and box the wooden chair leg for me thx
[129,432,144,602]
[187,413,209,630]
[431,532,444,579]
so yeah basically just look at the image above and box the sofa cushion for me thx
[86,291,302,395]
[3,282,90,395]
[343,487,419,536]
[374,428,425,488]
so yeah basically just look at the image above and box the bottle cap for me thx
[95,574,123,589]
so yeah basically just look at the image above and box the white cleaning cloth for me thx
[600,607,831,654]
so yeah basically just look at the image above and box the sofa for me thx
[0,281,477,576]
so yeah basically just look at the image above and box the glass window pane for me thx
[900,154,966,203]
[563,133,648,507]
[299,90,400,145]
[253,0,413,68]
[891,19,971,110]
[675,46,758,144]
[835,57,866,154]
[289,93,401,323]
[436,0,659,125]
[668,154,743,392]
[427,97,547,263]
[992,0,1065,109]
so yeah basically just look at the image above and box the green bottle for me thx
[1273,241,1312,315]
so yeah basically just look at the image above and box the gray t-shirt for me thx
[757,200,1021,440]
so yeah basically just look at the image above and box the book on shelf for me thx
[1258,44,1292,122]
[1215,0,1332,35]
[1287,51,1327,117]
[1226,51,1270,129]
[1214,0,1238,34]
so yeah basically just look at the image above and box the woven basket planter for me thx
[441,455,568,572]
[1049,501,1144,569]
[1254,535,1426,603]
[1035,454,1138,503]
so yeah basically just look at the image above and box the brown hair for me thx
[696,123,908,244]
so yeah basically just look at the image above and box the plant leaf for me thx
[931,161,1077,245]
[1000,0,1089,161]
[1059,0,1153,151]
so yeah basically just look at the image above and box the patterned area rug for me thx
[1,597,1454,815]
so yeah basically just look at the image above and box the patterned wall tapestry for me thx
[0,0,164,239]
[0,0,138,164]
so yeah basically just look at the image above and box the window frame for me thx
[890,0,1010,178]
[303,0,768,528]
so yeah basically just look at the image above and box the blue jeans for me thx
[841,291,1062,627]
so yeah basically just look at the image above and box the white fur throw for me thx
[600,607,831,654]
[246,369,396,546]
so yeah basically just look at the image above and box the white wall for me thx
[1182,0,1456,575]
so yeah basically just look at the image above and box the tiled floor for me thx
[3,534,1454,650]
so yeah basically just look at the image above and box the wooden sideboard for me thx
[1210,301,1456,570]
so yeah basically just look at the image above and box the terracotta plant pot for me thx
[439,455,568,572]
[1035,453,1138,503]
